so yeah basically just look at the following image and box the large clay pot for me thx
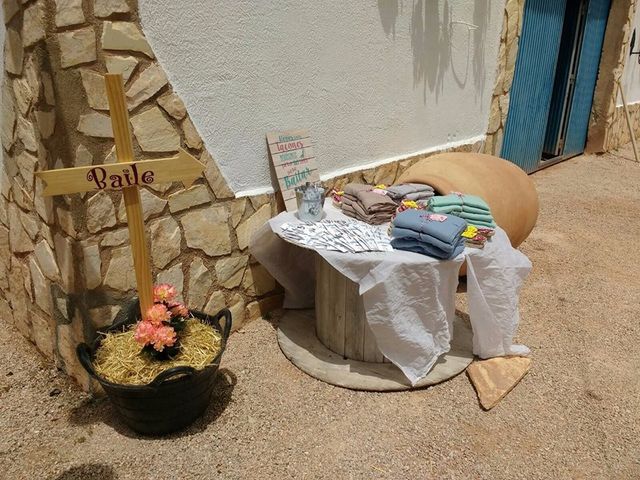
[397,152,538,247]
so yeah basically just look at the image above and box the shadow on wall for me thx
[378,0,401,38]
[472,0,491,106]
[379,0,493,105]
[411,0,451,103]
[448,0,491,105]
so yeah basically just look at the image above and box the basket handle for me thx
[212,308,232,342]
[149,365,197,387]
[76,343,99,380]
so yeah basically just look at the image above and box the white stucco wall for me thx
[139,0,505,195]
[619,6,640,105]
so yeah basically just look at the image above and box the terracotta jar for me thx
[397,152,539,247]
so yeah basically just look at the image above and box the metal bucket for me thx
[295,184,325,221]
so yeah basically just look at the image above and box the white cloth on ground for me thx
[250,200,531,385]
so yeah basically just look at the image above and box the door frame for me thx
[488,1,635,161]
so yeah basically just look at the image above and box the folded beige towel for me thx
[342,193,359,204]
[357,190,397,212]
[343,200,393,225]
[344,183,373,197]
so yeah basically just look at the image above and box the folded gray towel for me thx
[386,183,434,200]
[404,190,435,201]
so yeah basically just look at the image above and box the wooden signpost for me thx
[266,129,319,211]
[37,150,204,196]
[35,74,205,319]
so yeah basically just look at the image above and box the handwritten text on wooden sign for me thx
[36,149,205,197]
[87,162,154,189]
[267,129,319,211]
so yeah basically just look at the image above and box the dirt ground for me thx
[1,149,639,480]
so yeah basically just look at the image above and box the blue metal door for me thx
[501,0,568,172]
[543,0,585,157]
[563,0,611,156]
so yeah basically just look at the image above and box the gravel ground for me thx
[1,150,640,480]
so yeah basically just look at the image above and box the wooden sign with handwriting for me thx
[267,129,320,211]
[36,149,204,196]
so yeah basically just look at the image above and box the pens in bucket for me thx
[295,182,325,221]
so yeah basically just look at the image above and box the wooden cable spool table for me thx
[277,254,474,391]
[275,153,538,390]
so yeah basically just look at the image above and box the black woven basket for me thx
[77,299,232,436]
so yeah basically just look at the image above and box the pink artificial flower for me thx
[145,303,172,326]
[134,321,157,347]
[153,283,177,303]
[151,325,177,352]
[170,303,189,318]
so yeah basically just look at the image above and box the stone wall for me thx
[590,0,637,152]
[599,1,639,151]
[605,103,640,149]
[483,0,524,156]
[0,0,485,391]
[1,0,284,391]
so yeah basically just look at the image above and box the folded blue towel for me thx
[391,226,460,255]
[392,210,467,245]
[391,236,466,260]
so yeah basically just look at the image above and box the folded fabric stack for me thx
[385,183,435,205]
[330,188,344,207]
[390,209,467,260]
[388,199,428,227]
[395,199,428,214]
[428,193,496,228]
[461,225,495,249]
[341,183,397,225]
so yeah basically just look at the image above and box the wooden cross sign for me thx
[35,74,205,319]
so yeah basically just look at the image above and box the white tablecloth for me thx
[250,200,531,385]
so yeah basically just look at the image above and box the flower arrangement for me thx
[93,284,225,385]
[134,283,190,359]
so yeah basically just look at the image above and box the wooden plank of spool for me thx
[343,278,364,359]
[327,262,347,357]
[314,254,389,363]
[314,254,330,346]
[362,318,382,363]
